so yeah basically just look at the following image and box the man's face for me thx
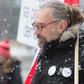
[33,8,63,48]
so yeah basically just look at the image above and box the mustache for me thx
[36,35,46,41]
[36,35,43,39]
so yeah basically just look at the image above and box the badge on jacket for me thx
[62,67,72,77]
[48,66,56,76]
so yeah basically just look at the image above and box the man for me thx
[25,0,84,84]
[0,40,22,84]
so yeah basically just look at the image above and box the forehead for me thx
[34,8,54,23]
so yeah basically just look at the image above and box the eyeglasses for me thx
[32,20,60,31]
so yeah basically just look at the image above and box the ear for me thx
[58,20,68,33]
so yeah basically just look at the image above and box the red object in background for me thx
[64,0,79,5]
[0,40,10,58]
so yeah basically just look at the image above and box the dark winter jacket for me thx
[79,29,84,84]
[0,58,22,84]
[31,25,84,84]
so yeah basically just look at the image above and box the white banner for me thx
[17,0,45,48]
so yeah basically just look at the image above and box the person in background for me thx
[25,0,84,84]
[0,40,22,84]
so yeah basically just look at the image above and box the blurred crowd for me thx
[0,40,23,84]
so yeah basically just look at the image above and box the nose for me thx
[34,29,41,35]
